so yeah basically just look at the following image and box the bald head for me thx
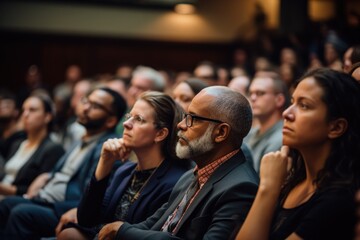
[195,86,253,145]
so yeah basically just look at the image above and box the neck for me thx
[83,129,107,140]
[27,128,47,146]
[193,144,236,169]
[257,112,282,135]
[135,145,165,170]
[299,141,332,182]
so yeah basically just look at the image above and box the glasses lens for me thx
[185,114,192,127]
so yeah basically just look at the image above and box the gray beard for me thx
[176,124,214,159]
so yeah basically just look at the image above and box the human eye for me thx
[298,101,309,110]
[134,115,144,123]
[125,113,132,120]
[180,95,192,103]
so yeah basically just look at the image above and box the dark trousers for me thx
[0,196,58,240]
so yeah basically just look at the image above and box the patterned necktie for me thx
[162,174,199,233]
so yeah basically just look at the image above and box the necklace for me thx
[130,160,164,203]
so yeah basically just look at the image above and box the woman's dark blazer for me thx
[3,136,65,195]
[77,158,189,227]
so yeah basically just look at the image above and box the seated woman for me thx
[57,91,190,240]
[171,78,208,112]
[236,68,360,239]
[0,92,65,197]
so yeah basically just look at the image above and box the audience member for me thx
[53,65,82,106]
[117,65,165,136]
[193,61,218,86]
[324,41,344,71]
[244,72,290,173]
[127,66,165,108]
[114,64,133,85]
[236,68,360,240]
[216,65,230,86]
[57,91,190,239]
[343,46,355,73]
[0,93,64,198]
[171,78,208,112]
[350,62,360,82]
[52,79,93,150]
[105,78,128,101]
[98,86,258,240]
[0,87,127,239]
[17,65,49,109]
[228,75,251,96]
[0,90,26,161]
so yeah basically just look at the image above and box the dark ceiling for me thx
[25,0,198,9]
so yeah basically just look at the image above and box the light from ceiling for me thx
[174,3,196,14]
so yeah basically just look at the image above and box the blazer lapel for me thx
[173,152,245,233]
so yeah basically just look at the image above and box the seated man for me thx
[244,72,290,173]
[95,86,259,240]
[0,87,127,240]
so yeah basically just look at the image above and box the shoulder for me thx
[156,160,191,187]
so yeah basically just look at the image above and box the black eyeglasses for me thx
[183,113,223,127]
[80,97,114,115]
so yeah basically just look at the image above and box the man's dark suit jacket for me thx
[116,150,259,240]
[2,136,65,195]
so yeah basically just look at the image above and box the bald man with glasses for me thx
[97,86,259,240]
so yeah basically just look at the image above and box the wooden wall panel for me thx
[0,31,233,95]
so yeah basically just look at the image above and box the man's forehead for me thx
[188,91,213,113]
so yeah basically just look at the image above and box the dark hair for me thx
[138,91,183,162]
[350,44,360,64]
[98,87,127,122]
[28,91,55,132]
[183,78,209,95]
[0,89,16,102]
[282,68,360,200]
[349,62,360,76]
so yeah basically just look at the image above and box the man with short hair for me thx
[126,66,165,108]
[244,72,290,173]
[96,86,259,240]
[0,87,127,240]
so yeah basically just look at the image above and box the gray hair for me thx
[132,66,165,92]
[204,86,253,146]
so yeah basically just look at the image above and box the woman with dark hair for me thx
[0,93,64,197]
[236,68,360,239]
[172,78,209,111]
[57,91,190,240]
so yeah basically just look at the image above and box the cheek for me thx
[128,128,157,147]
[284,117,329,147]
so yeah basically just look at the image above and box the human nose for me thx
[123,117,133,129]
[282,104,294,121]
[177,117,187,130]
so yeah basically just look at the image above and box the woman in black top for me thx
[237,68,360,240]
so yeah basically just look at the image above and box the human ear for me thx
[214,123,231,143]
[155,128,169,143]
[275,93,285,109]
[44,112,52,124]
[328,118,348,139]
[105,116,119,129]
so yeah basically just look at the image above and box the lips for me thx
[123,132,132,138]
[282,126,293,133]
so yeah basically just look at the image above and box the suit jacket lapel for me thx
[173,152,245,233]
